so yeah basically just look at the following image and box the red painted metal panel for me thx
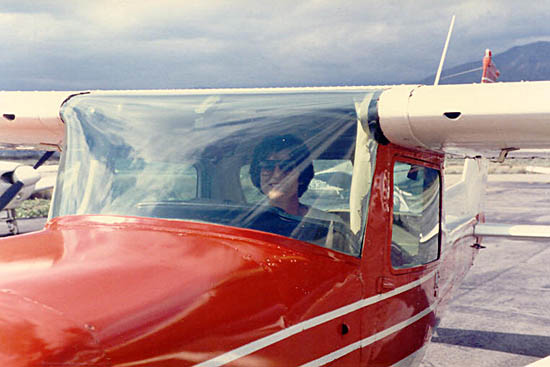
[0,215,363,366]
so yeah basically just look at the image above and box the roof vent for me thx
[443,112,461,120]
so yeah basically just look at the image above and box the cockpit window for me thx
[391,161,440,268]
[54,90,380,256]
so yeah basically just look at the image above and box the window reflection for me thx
[54,91,380,256]
[391,162,440,268]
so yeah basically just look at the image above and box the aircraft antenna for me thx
[434,15,456,85]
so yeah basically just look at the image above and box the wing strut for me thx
[33,151,56,169]
[475,223,550,241]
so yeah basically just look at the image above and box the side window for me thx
[391,161,440,269]
[240,164,264,203]
[111,161,198,202]
[301,160,353,214]
[171,164,199,200]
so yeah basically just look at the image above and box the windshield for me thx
[53,90,379,256]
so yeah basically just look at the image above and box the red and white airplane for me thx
[0,51,547,366]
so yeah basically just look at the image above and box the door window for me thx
[391,162,440,269]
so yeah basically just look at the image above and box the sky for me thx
[1,0,550,90]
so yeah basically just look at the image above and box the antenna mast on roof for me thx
[434,15,456,86]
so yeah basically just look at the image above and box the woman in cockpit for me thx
[249,134,338,223]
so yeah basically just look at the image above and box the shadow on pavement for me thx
[432,327,550,358]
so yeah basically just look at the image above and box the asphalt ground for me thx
[421,174,550,367]
[1,174,549,366]
[0,216,47,237]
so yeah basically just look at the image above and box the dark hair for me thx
[250,134,314,197]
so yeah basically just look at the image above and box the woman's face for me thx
[259,149,300,203]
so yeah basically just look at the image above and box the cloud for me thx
[0,1,549,90]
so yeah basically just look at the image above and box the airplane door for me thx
[362,146,442,366]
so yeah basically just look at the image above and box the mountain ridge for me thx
[420,41,550,84]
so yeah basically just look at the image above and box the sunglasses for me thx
[259,159,298,174]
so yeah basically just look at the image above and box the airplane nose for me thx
[0,290,108,366]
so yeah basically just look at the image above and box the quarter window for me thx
[391,162,440,269]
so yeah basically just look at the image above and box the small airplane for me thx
[0,48,548,367]
[0,159,57,235]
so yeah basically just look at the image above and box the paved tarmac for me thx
[421,174,550,367]
[0,216,47,237]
